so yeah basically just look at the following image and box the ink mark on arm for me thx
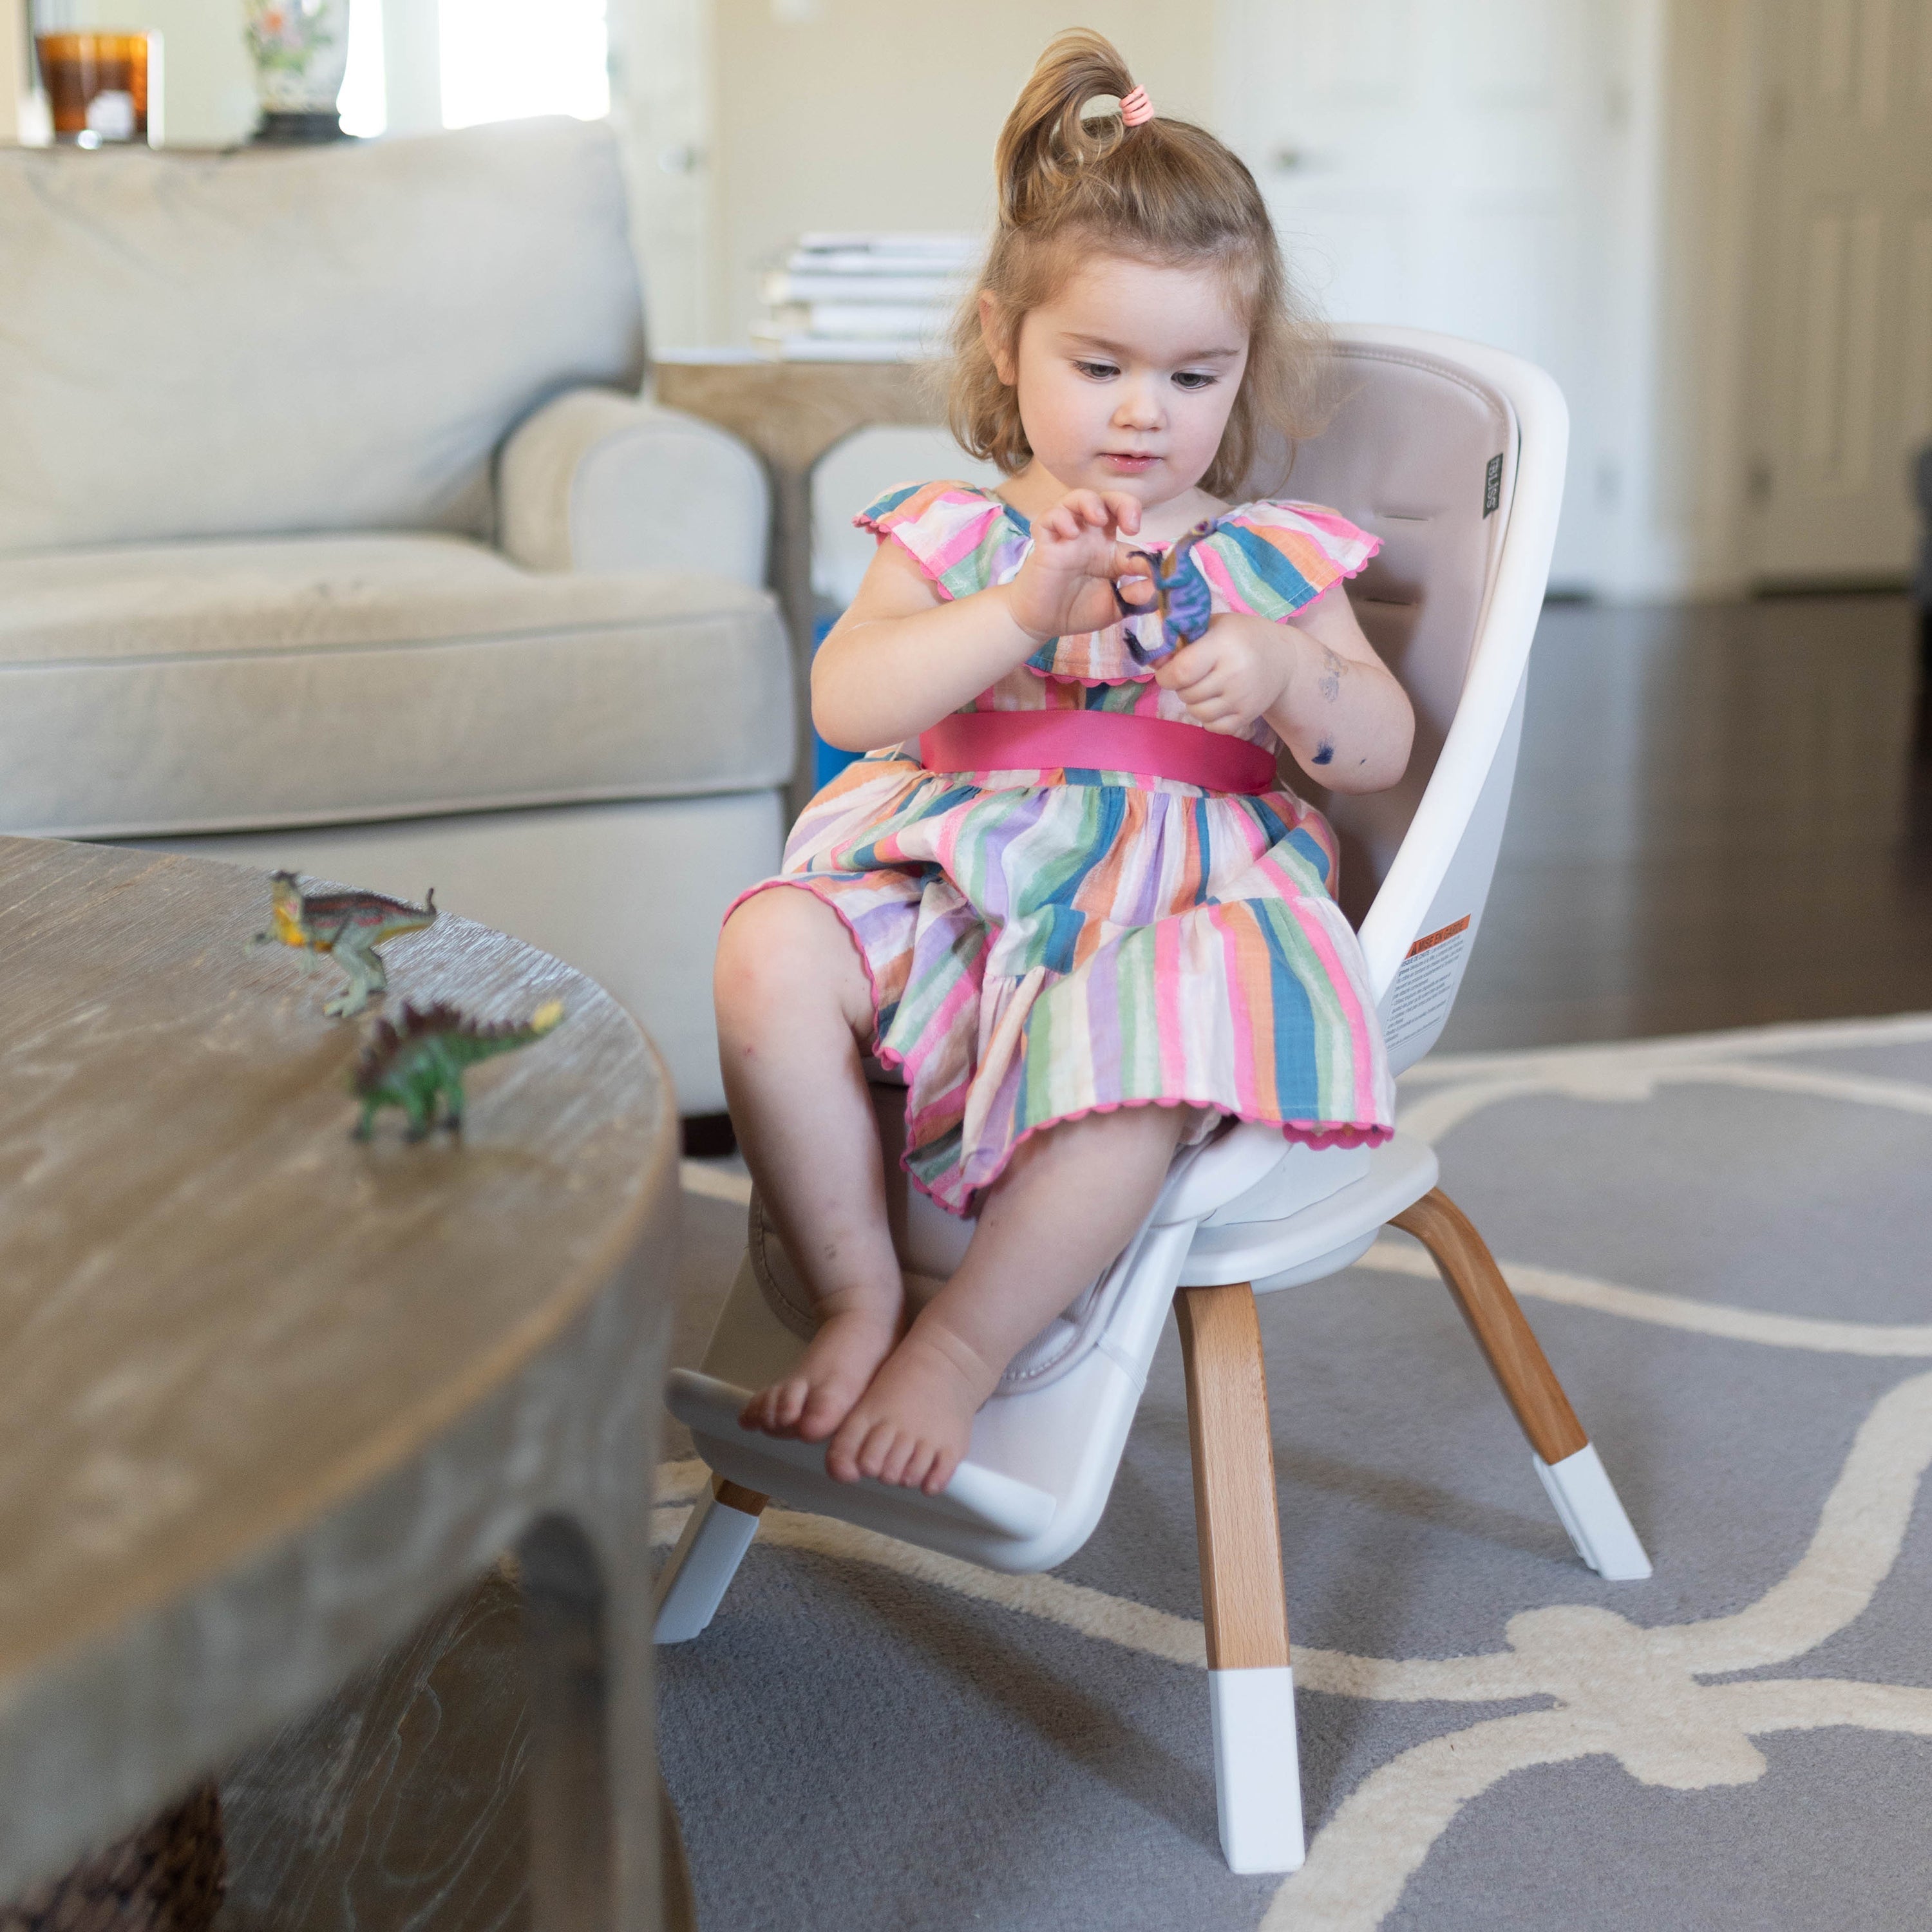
[1319,649,1343,702]
[1312,741,1334,765]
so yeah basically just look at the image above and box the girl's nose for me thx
[1113,379,1164,431]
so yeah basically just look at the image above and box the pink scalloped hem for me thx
[723,880,1392,1222]
[911,1092,1394,1219]
[1023,660,1160,688]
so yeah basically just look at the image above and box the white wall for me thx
[702,2,1213,346]
[2,0,28,142]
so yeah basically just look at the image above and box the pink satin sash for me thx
[918,708,1277,795]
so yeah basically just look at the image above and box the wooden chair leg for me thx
[1390,1188,1586,1464]
[652,1474,767,1643]
[1390,1188,1651,1579]
[1176,1282,1305,1874]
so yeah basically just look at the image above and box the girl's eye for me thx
[1172,371,1218,392]
[1074,360,1119,381]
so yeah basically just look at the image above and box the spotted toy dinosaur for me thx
[255,871,438,1018]
[350,999,567,1141]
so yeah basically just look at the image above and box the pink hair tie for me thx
[1119,84,1154,128]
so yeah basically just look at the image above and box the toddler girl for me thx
[715,30,1414,1500]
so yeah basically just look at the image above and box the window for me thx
[437,0,609,129]
[335,0,609,137]
[337,0,387,138]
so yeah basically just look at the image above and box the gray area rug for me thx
[658,1014,1932,1931]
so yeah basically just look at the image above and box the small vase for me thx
[243,0,352,144]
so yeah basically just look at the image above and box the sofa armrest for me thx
[497,388,770,585]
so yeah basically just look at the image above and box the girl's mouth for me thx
[1103,452,1158,473]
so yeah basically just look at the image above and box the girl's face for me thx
[985,253,1251,509]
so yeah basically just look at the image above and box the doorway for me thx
[1743,0,1932,585]
[1215,0,1658,593]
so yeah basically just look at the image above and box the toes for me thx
[922,1446,959,1496]
[773,1378,810,1433]
[878,1432,917,1488]
[825,1413,869,1483]
[795,1385,848,1443]
[898,1441,934,1492]
[854,1420,896,1482]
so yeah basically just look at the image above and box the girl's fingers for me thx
[1056,489,1110,529]
[1099,491,1143,534]
[1117,571,1154,606]
[1160,642,1215,688]
[1156,647,1192,687]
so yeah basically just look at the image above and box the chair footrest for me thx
[666,1368,1059,1540]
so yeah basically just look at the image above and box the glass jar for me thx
[34,31,154,147]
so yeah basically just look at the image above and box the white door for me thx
[607,0,714,352]
[1216,0,1650,591]
[1746,0,1932,582]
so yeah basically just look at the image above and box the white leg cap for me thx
[1208,1665,1305,1873]
[1535,1442,1652,1580]
[653,1484,762,1643]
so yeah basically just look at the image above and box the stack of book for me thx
[751,232,978,361]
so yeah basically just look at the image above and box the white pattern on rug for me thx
[668,1013,1932,1929]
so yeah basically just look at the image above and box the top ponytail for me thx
[949,29,1329,498]
[994,30,1138,230]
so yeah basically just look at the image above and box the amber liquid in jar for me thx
[35,32,151,144]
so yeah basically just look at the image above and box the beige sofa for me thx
[0,117,791,1115]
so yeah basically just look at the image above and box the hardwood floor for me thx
[1439,592,1932,1050]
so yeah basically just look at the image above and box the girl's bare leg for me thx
[715,887,905,1442]
[826,1103,1187,1493]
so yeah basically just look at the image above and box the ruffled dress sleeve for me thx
[855,482,1028,602]
[1190,500,1380,623]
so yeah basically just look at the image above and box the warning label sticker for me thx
[1384,915,1473,1056]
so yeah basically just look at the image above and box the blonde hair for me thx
[947,29,1329,499]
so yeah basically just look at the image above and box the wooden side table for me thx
[0,837,677,1930]
[654,350,940,815]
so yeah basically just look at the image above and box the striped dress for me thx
[737,480,1397,1217]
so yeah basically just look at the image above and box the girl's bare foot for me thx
[824,1321,994,1495]
[739,1306,902,1443]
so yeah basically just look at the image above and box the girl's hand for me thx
[1005,489,1155,643]
[1155,613,1294,735]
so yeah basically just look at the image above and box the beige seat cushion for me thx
[0,534,792,838]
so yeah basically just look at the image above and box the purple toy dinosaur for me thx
[1115,518,1218,667]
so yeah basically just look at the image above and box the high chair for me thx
[654,326,1651,1875]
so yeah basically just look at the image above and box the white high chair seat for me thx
[656,327,1653,1877]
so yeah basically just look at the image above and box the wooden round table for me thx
[0,837,677,1929]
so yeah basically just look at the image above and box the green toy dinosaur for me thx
[255,871,438,1018]
[350,999,567,1141]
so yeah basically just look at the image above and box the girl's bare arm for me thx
[1154,588,1414,793]
[811,544,1041,752]
[1263,591,1414,792]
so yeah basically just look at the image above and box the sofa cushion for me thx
[0,535,793,838]
[0,118,645,558]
